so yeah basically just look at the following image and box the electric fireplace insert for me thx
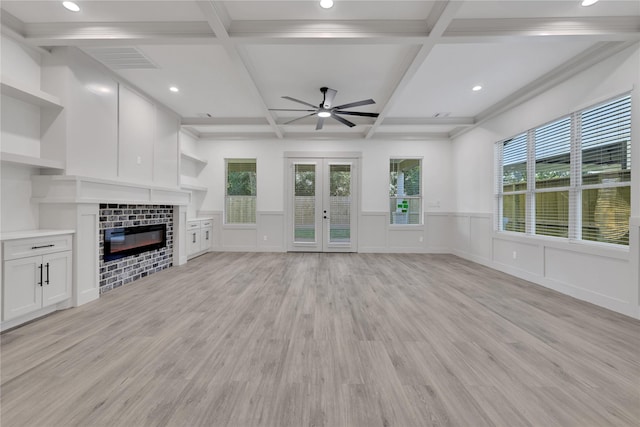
[103,224,166,262]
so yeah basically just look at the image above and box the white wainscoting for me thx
[358,211,452,254]
[358,212,388,252]
[450,212,637,319]
[199,211,286,252]
[257,212,285,252]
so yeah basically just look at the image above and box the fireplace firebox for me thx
[103,224,167,262]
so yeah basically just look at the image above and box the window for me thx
[580,95,631,245]
[534,117,571,238]
[495,94,631,246]
[390,158,421,225]
[501,133,527,233]
[225,159,256,224]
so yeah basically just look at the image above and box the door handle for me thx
[45,263,50,285]
[38,264,43,286]
[32,244,55,250]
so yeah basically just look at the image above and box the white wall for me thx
[0,164,39,232]
[194,138,453,252]
[451,43,640,318]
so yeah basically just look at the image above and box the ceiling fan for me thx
[269,87,379,130]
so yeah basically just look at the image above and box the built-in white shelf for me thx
[0,79,63,109]
[180,151,208,168]
[0,152,64,171]
[180,183,208,192]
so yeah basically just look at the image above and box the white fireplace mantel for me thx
[32,175,191,206]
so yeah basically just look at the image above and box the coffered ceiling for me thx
[2,0,639,140]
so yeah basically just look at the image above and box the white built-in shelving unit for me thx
[0,77,64,172]
[179,151,208,192]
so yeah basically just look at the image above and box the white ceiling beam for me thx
[444,16,640,38]
[12,21,218,46]
[381,117,474,126]
[365,0,465,139]
[182,117,269,126]
[198,1,283,139]
[228,19,428,41]
[450,40,637,139]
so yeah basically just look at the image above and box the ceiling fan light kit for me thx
[270,86,379,130]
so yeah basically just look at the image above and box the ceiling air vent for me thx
[82,47,158,70]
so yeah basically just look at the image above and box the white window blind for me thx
[534,116,571,238]
[495,93,631,246]
[225,159,257,224]
[501,133,527,233]
[580,95,631,245]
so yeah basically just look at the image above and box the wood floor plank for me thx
[1,252,638,427]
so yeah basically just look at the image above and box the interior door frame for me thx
[284,151,361,253]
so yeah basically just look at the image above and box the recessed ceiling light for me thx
[169,86,179,93]
[320,0,334,9]
[472,85,483,92]
[62,1,80,12]
[581,0,599,6]
[318,111,331,118]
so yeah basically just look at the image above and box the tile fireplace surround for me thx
[98,204,174,293]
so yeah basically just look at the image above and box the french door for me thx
[288,158,358,252]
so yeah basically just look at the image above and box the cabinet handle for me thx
[45,263,50,285]
[206,230,209,240]
[38,264,43,286]
[192,233,196,243]
[32,244,55,250]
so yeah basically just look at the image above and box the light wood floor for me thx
[1,253,639,427]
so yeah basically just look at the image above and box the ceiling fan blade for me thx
[316,117,325,130]
[269,108,317,112]
[331,114,356,128]
[323,88,338,108]
[283,113,317,125]
[282,96,318,109]
[334,110,379,118]
[333,99,376,110]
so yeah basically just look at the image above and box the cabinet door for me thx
[187,230,201,256]
[3,256,42,321]
[42,251,72,307]
[200,227,213,252]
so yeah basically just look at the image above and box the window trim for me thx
[224,158,257,225]
[495,92,631,247]
[389,157,423,226]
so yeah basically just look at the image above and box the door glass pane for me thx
[329,164,351,243]
[294,164,316,243]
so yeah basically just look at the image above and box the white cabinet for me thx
[186,219,213,259]
[200,220,213,252]
[187,220,202,256]
[2,232,73,323]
